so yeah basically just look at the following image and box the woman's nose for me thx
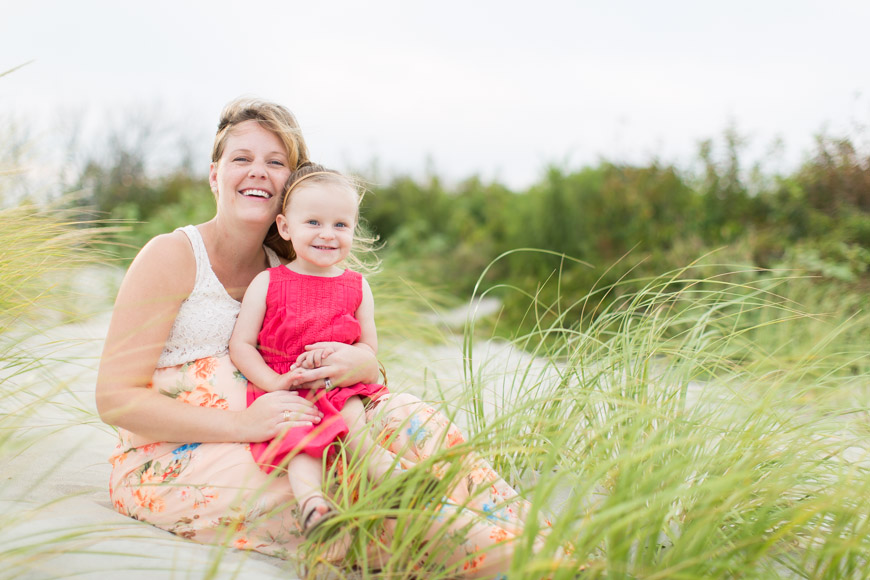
[248,161,267,178]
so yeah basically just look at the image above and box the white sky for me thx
[2,0,869,189]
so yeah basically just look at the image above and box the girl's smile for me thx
[276,181,359,277]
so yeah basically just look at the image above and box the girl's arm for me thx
[229,271,295,392]
[96,233,317,443]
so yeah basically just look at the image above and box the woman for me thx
[96,97,548,577]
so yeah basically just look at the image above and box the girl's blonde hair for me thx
[271,162,380,272]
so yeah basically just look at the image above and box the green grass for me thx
[0,202,123,578]
[2,217,869,579]
[455,254,870,579]
[281,251,869,578]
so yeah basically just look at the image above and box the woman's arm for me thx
[354,277,378,355]
[288,341,380,389]
[229,271,296,392]
[96,233,318,443]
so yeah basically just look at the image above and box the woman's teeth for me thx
[242,189,271,198]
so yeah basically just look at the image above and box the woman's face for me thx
[209,120,291,227]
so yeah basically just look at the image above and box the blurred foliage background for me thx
[37,118,868,342]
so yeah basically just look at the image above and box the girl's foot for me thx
[299,493,335,535]
[298,493,349,563]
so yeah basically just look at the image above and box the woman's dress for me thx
[249,267,387,470]
[108,225,543,575]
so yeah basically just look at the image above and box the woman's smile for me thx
[239,188,273,199]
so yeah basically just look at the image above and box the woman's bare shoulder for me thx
[140,229,194,257]
[123,230,196,296]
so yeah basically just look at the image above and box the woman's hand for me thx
[234,390,323,442]
[288,342,379,390]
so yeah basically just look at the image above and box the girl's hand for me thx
[270,372,301,392]
[290,346,336,371]
[235,390,322,442]
[288,342,379,390]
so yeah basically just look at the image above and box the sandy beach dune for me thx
[0,289,522,580]
[0,312,303,579]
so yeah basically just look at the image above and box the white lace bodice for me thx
[156,225,281,368]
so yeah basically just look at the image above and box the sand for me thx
[0,302,304,579]
[0,256,569,580]
[0,290,527,580]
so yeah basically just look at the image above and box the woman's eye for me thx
[233,156,249,163]
[268,160,286,167]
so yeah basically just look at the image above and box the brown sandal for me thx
[298,493,338,538]
[298,493,351,565]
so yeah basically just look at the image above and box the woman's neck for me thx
[202,218,265,256]
[198,218,271,299]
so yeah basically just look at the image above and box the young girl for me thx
[229,163,415,547]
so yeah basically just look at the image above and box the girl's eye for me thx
[307,220,319,226]
[336,222,348,229]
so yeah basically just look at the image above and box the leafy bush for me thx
[58,113,870,339]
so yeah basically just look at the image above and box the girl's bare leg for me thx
[286,453,330,526]
[286,453,351,562]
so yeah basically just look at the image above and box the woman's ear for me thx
[208,162,219,195]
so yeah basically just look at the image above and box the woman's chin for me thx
[227,212,278,233]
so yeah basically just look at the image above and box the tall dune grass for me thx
[2,212,868,579]
[0,201,117,575]
[302,251,870,579]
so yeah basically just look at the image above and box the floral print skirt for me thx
[109,355,545,577]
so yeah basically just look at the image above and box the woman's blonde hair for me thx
[271,162,380,272]
[211,97,309,167]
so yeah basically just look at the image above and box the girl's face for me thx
[208,120,291,227]
[276,181,358,276]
